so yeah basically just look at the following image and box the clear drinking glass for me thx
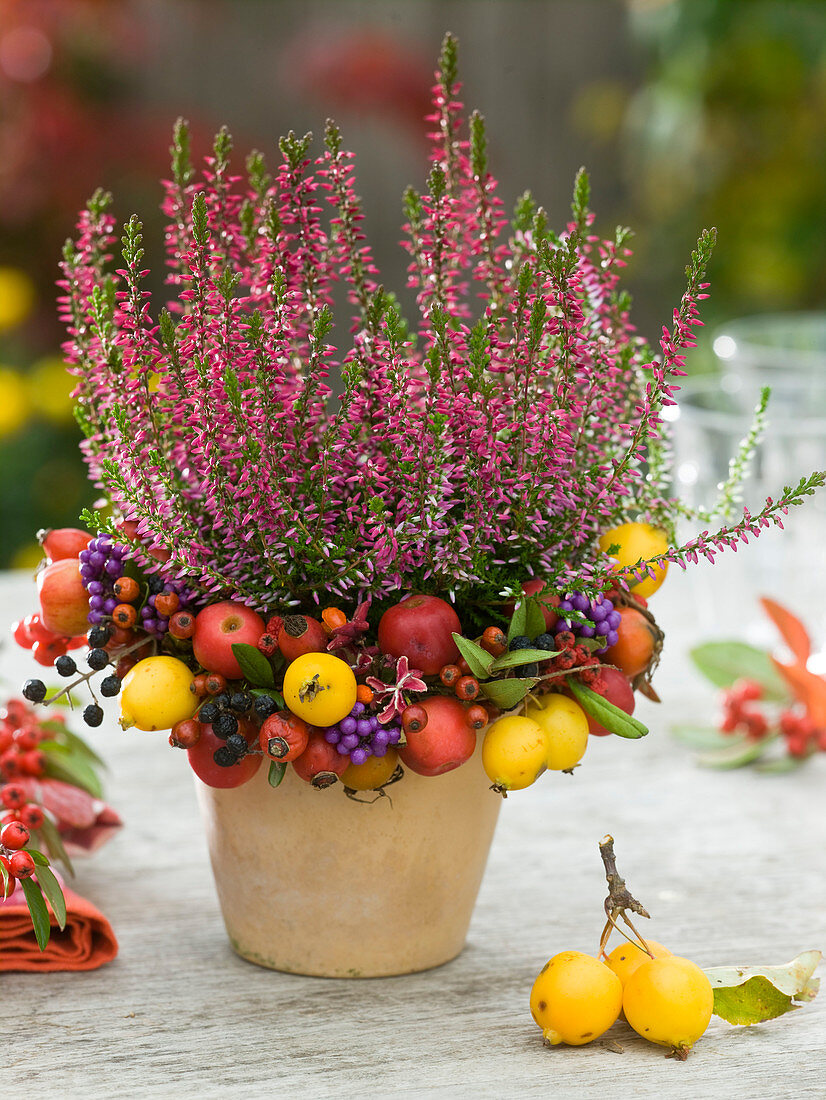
[666,372,826,640]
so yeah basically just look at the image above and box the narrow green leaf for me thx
[480,677,538,710]
[20,878,51,952]
[696,733,780,770]
[689,642,789,701]
[451,633,494,679]
[524,597,547,640]
[53,726,107,770]
[489,647,558,673]
[267,761,287,788]
[0,859,9,893]
[37,817,75,877]
[567,678,648,739]
[231,643,275,688]
[671,725,743,751]
[507,600,528,644]
[35,864,67,930]
[28,849,49,866]
[755,756,805,775]
[41,749,103,799]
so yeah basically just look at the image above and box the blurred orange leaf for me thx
[771,657,826,727]
[760,597,811,664]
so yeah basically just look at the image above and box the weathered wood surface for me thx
[1,565,824,1098]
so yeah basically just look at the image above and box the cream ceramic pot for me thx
[195,742,501,977]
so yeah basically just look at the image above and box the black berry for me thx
[83,704,104,727]
[226,732,248,756]
[55,655,77,677]
[100,675,122,698]
[148,575,164,595]
[88,625,111,648]
[229,692,252,714]
[213,712,238,739]
[87,648,109,671]
[536,633,557,651]
[22,679,47,704]
[199,702,219,724]
[508,635,532,651]
[253,694,278,719]
[213,693,230,710]
[522,662,539,677]
[213,746,236,767]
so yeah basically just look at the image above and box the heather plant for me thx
[58,34,824,626]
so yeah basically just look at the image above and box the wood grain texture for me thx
[1,567,824,1098]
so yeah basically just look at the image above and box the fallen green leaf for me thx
[671,725,744,751]
[696,733,780,770]
[689,642,789,701]
[705,951,821,1025]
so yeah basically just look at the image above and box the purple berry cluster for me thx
[79,536,130,624]
[322,703,401,766]
[555,593,622,654]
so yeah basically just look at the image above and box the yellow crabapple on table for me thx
[10,33,826,975]
[528,835,820,1059]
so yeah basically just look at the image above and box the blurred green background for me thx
[1,0,824,567]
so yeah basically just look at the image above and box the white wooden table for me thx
[1,563,824,1099]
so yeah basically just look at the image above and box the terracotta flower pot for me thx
[195,742,501,977]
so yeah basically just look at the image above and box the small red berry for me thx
[579,667,600,686]
[205,673,227,696]
[113,576,140,602]
[401,704,428,734]
[169,610,195,639]
[18,804,45,830]
[265,615,283,638]
[106,625,135,650]
[480,626,507,657]
[32,638,67,666]
[9,850,35,879]
[113,603,138,628]
[1,820,30,851]
[0,728,13,753]
[439,664,461,687]
[190,673,209,697]
[556,631,577,651]
[1,783,27,810]
[170,719,202,749]
[0,752,23,780]
[1,856,15,897]
[455,676,480,701]
[155,592,180,617]
[20,750,45,778]
[257,632,278,657]
[465,704,489,730]
[457,657,472,676]
[13,726,41,751]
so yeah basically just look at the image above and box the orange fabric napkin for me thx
[0,885,118,972]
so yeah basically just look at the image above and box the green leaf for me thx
[53,726,107,770]
[524,597,547,640]
[20,878,51,952]
[507,600,528,644]
[37,817,75,877]
[480,677,538,710]
[0,859,8,893]
[451,634,494,679]
[755,756,805,775]
[35,864,67,930]
[231,643,275,688]
[489,648,559,672]
[267,761,287,788]
[689,642,789,701]
[28,849,49,866]
[567,678,649,739]
[671,725,743,751]
[706,951,821,1025]
[41,746,104,799]
[696,733,780,770]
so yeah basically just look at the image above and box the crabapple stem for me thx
[598,834,653,960]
